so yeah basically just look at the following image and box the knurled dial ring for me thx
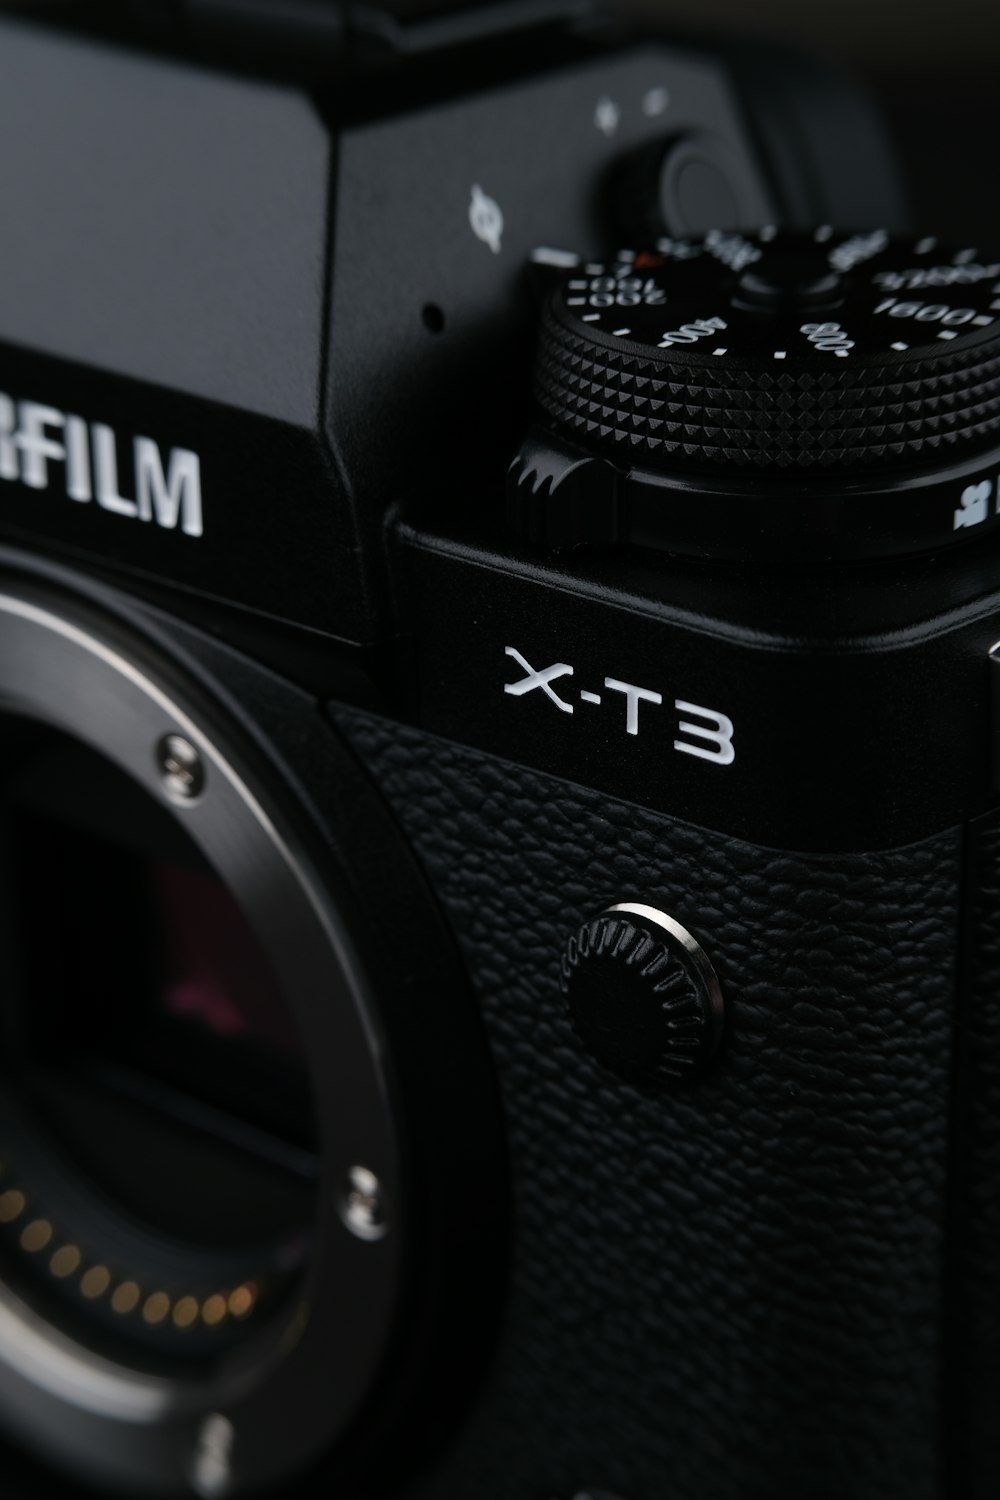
[535,229,1000,475]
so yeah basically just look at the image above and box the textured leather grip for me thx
[334,705,959,1500]
[947,808,1000,1500]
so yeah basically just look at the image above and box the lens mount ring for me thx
[0,583,405,1497]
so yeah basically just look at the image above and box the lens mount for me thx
[0,583,406,1496]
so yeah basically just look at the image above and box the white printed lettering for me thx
[15,402,65,490]
[674,700,736,765]
[93,423,138,518]
[954,480,993,530]
[503,646,736,767]
[605,677,663,735]
[135,438,203,538]
[64,415,92,502]
[0,387,205,537]
[504,648,574,713]
[0,394,15,481]
[800,321,854,355]
[828,230,888,273]
[704,230,762,272]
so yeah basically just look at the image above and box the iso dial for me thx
[534,228,1000,474]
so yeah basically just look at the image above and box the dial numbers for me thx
[554,232,1000,363]
[565,273,667,312]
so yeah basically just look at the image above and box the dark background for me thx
[627,0,1000,244]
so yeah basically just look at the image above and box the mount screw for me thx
[156,733,205,801]
[340,1166,389,1242]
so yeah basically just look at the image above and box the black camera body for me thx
[0,5,997,1500]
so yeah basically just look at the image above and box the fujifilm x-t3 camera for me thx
[0,3,997,1499]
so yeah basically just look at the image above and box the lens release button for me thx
[562,903,725,1087]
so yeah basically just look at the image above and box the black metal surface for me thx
[0,11,902,644]
[392,498,1000,852]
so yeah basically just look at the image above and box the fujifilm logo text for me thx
[0,395,203,538]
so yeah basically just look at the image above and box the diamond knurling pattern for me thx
[534,304,1000,472]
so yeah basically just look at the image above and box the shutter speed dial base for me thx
[510,229,1000,562]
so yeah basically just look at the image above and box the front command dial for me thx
[510,229,1000,560]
